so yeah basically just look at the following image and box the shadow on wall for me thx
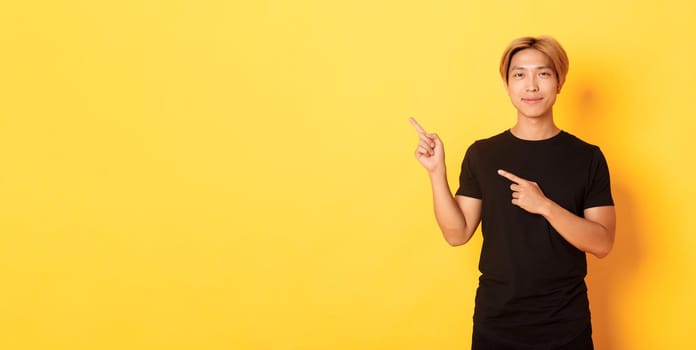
[565,67,642,350]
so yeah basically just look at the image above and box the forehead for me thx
[509,48,553,69]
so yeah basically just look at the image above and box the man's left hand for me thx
[497,169,551,216]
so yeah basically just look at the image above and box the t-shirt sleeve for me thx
[584,147,614,209]
[455,143,482,199]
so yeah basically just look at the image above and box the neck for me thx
[510,113,560,141]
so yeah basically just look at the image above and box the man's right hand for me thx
[409,117,445,174]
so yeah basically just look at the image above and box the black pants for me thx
[472,325,593,350]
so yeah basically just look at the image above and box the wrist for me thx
[539,198,555,218]
[427,165,447,179]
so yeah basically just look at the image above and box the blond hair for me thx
[500,36,569,88]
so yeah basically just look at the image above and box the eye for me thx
[512,72,524,79]
[539,71,552,78]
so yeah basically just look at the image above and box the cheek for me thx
[542,83,558,95]
[506,83,522,97]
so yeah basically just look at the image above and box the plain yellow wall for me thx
[1,0,695,349]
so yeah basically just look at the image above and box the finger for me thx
[427,133,442,147]
[417,133,436,147]
[415,146,432,157]
[418,139,434,152]
[497,169,524,183]
[409,117,427,134]
[512,192,520,199]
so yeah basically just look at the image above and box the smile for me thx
[522,98,543,104]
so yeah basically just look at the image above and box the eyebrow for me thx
[510,65,554,70]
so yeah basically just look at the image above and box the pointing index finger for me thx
[497,169,523,183]
[409,117,427,134]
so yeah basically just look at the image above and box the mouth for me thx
[521,97,544,104]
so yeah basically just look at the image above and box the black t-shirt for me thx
[456,130,614,348]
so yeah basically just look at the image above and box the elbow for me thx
[442,229,472,247]
[589,225,615,259]
[446,238,466,247]
[592,249,610,259]
[591,241,614,259]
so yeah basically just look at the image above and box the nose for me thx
[525,75,539,92]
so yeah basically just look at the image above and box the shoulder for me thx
[468,130,510,151]
[461,131,509,164]
[559,131,603,154]
[559,132,611,174]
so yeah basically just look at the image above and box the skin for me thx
[411,48,616,258]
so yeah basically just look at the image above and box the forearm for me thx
[428,170,474,246]
[540,201,615,258]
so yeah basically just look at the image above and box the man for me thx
[410,36,615,350]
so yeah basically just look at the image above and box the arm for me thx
[543,205,615,258]
[410,118,482,246]
[498,169,616,258]
[429,170,482,246]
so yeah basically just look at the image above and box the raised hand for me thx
[409,117,445,174]
[497,169,551,215]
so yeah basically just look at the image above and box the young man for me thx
[410,36,615,350]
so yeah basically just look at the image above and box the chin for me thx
[516,108,551,119]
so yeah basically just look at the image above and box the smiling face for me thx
[505,48,561,120]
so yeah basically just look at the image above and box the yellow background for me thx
[1,0,695,349]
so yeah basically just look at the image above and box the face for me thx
[505,48,560,120]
